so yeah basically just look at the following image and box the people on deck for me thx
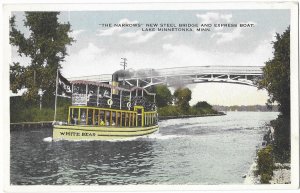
[100,119,105,126]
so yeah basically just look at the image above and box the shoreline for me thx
[243,126,291,184]
[158,112,226,120]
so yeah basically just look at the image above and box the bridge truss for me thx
[69,66,264,89]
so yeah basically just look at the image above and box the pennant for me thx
[58,71,72,97]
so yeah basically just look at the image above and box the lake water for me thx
[10,112,278,185]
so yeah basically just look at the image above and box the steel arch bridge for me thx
[68,65,264,88]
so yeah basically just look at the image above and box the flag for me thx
[57,71,72,97]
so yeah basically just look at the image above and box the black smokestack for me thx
[111,70,133,94]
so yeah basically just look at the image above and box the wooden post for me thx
[98,109,100,125]
[93,109,95,125]
[120,112,122,127]
[67,107,71,125]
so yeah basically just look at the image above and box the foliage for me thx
[10,12,74,107]
[193,101,212,109]
[256,145,274,184]
[10,96,70,123]
[270,116,290,163]
[257,26,290,163]
[257,27,290,117]
[157,106,181,117]
[154,85,173,107]
[158,100,217,117]
[173,87,192,112]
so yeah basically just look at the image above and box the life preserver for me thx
[127,102,131,108]
[107,99,113,106]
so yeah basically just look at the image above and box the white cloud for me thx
[96,26,122,36]
[161,34,273,67]
[162,34,173,40]
[196,12,232,24]
[211,27,243,44]
[62,43,105,76]
[69,29,86,39]
[120,31,159,43]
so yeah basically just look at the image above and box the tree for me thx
[10,12,74,106]
[193,101,212,109]
[258,27,290,117]
[173,87,192,112]
[257,26,290,162]
[153,85,172,107]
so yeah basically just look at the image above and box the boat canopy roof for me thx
[71,80,156,96]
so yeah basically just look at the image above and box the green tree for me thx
[154,85,172,107]
[173,87,192,112]
[258,27,290,117]
[193,101,212,109]
[10,12,74,106]
[257,26,290,162]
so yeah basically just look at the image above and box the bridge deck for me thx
[68,66,264,87]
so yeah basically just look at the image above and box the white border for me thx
[2,1,299,192]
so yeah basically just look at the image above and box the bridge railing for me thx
[66,66,264,82]
[152,66,264,77]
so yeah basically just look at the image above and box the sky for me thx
[11,10,290,106]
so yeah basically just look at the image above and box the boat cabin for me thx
[67,79,158,127]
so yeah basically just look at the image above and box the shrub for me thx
[256,145,274,183]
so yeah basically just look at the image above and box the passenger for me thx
[100,119,105,126]
[80,112,86,125]
[106,121,110,126]
[73,117,78,125]
[112,121,116,126]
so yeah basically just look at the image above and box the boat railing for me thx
[71,93,156,112]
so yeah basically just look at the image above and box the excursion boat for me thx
[53,69,159,141]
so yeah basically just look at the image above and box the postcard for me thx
[2,1,299,192]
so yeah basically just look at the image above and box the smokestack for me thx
[112,73,119,95]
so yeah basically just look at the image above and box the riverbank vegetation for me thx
[213,105,279,112]
[154,85,218,117]
[255,26,290,183]
[10,96,70,123]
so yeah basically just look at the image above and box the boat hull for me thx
[53,125,159,141]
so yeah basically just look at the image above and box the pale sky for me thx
[11,10,290,106]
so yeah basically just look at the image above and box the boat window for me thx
[125,113,129,127]
[99,110,105,126]
[71,108,79,125]
[94,110,99,125]
[79,108,87,125]
[88,109,93,125]
[116,112,121,127]
[106,111,111,126]
[128,113,131,127]
[122,113,126,127]
[112,112,116,126]
[132,113,136,127]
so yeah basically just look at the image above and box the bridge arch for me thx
[68,65,264,88]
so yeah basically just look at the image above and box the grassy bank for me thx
[10,96,70,123]
[254,116,290,184]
